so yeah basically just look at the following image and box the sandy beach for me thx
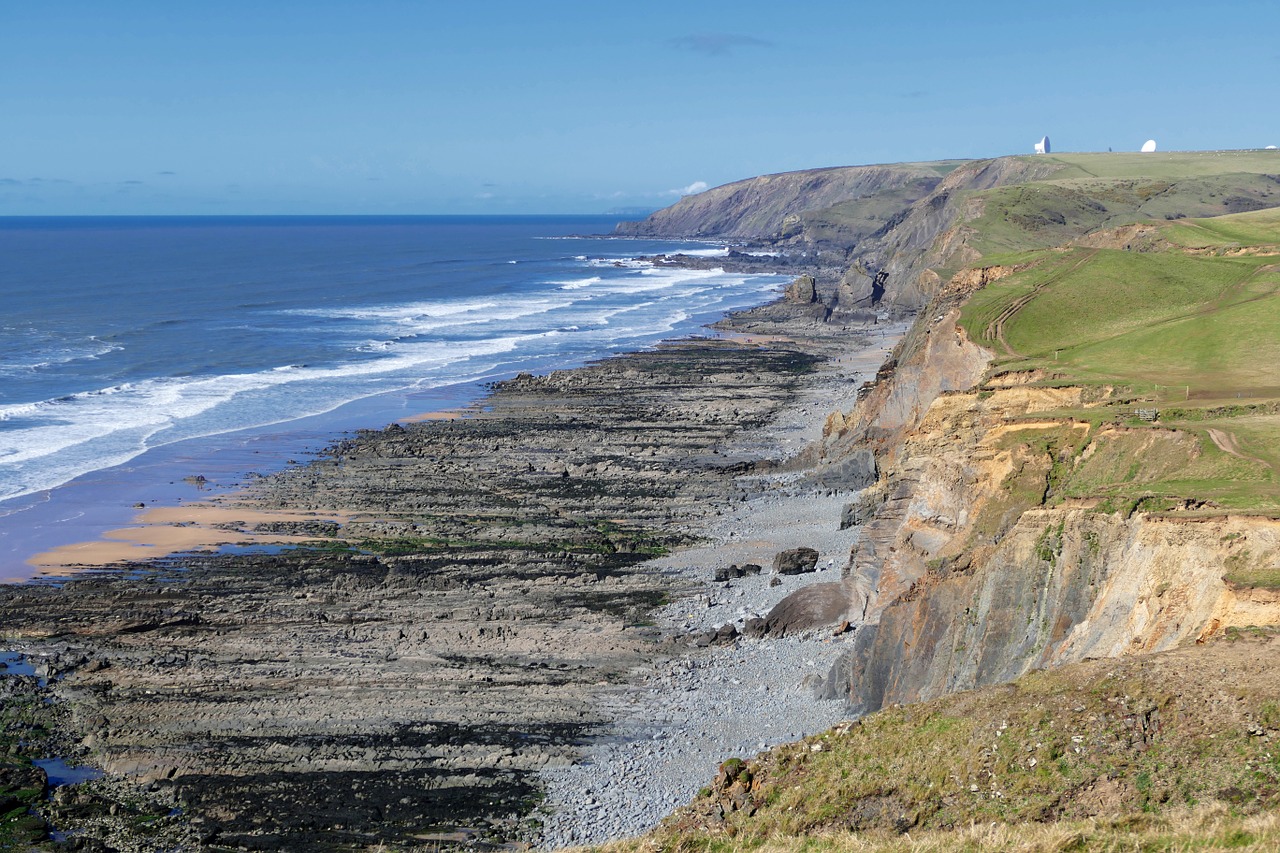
[24,502,354,577]
[397,408,469,423]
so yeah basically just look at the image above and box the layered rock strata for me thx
[812,307,1280,714]
[0,323,861,850]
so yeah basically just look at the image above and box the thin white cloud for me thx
[664,181,709,197]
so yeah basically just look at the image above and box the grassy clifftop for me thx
[1032,150,1280,181]
[613,161,963,241]
[962,153,1280,258]
[955,207,1280,516]
[618,148,1280,313]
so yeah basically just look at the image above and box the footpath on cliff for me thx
[0,281,902,850]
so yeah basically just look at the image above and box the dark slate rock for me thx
[814,448,878,493]
[759,582,852,638]
[773,547,819,576]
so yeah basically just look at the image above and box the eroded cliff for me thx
[812,219,1280,714]
[824,351,1280,712]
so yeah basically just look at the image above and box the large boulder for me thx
[750,582,855,638]
[773,547,819,576]
[784,274,818,304]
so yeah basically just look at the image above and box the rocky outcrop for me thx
[811,447,878,493]
[827,509,1280,713]
[784,274,818,304]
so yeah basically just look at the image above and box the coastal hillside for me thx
[621,150,1280,314]
[639,627,1280,851]
[824,204,1280,713]
[3,151,1278,852]
[622,154,1280,848]
[613,162,962,242]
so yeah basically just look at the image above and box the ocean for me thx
[0,215,786,577]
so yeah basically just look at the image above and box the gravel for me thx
[537,632,852,848]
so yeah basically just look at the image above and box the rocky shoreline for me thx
[0,299,899,851]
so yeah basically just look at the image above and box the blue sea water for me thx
[0,215,785,575]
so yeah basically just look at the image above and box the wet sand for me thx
[24,502,353,576]
[398,409,469,423]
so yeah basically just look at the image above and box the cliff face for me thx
[817,313,1280,714]
[832,157,1065,312]
[616,157,1066,313]
[644,153,1280,849]
[613,163,955,241]
[832,502,1280,714]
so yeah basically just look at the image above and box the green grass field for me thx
[957,200,1280,512]
[1030,149,1280,181]
[1162,205,1280,248]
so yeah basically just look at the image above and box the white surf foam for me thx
[554,276,602,291]
[674,247,730,258]
[0,253,790,505]
[0,334,541,504]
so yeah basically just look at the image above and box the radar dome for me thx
[1141,139,1157,153]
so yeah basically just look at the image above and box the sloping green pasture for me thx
[961,150,1280,256]
[958,210,1280,511]
[969,172,1280,256]
[1162,205,1280,248]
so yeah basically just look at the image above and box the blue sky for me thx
[2,1,1276,215]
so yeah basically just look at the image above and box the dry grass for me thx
[576,804,1280,853]
[556,633,1280,853]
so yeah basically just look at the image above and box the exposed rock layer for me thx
[0,321,862,850]
[814,311,1280,714]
